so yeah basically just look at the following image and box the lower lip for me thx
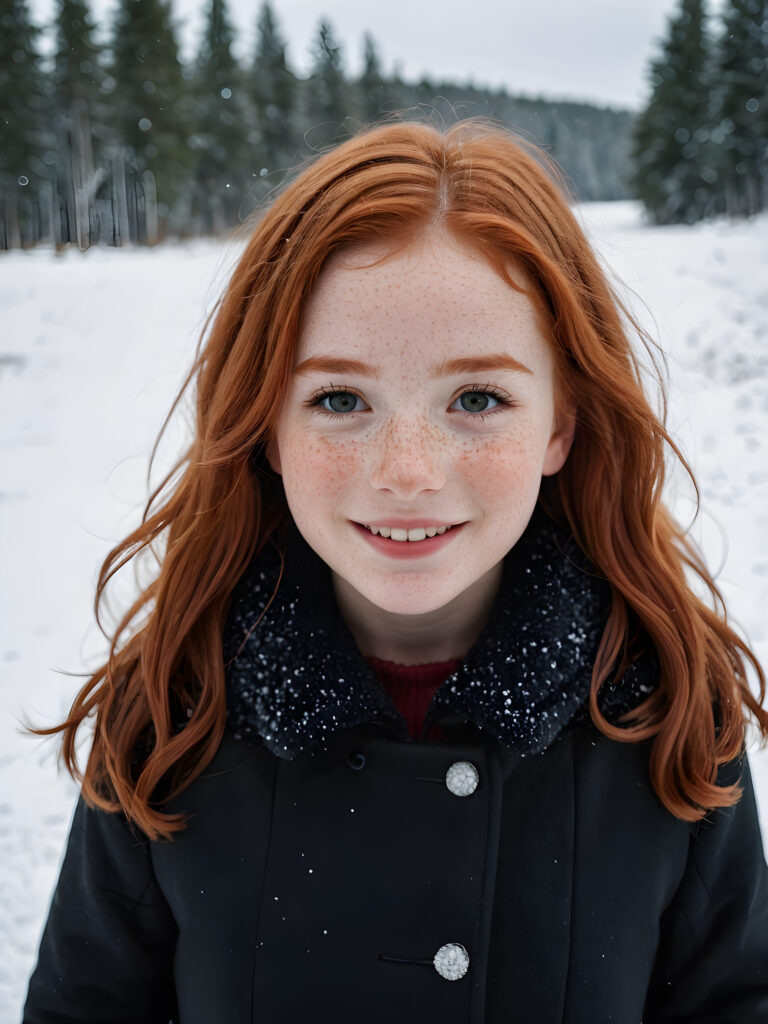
[352,521,465,559]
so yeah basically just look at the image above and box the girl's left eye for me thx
[450,389,505,415]
[307,385,512,419]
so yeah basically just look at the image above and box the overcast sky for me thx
[28,0,727,110]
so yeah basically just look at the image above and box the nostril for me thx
[347,751,367,771]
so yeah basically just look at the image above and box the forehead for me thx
[297,229,552,369]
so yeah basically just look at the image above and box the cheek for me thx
[457,427,545,497]
[281,432,364,502]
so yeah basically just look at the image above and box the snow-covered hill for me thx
[1,202,766,1020]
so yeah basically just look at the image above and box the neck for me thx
[331,561,503,666]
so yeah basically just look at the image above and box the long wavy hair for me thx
[34,119,767,839]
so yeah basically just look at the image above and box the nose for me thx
[368,415,447,499]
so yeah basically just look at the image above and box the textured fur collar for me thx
[224,508,656,759]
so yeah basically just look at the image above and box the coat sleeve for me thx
[644,756,768,1023]
[22,794,179,1023]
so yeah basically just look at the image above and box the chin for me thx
[359,582,464,618]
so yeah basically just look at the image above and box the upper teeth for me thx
[365,524,452,541]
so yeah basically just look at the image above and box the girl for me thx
[24,120,768,1022]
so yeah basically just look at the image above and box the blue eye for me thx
[310,389,368,417]
[453,391,500,414]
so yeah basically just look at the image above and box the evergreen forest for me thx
[1,0,766,249]
[633,0,767,223]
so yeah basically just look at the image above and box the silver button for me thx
[445,761,479,797]
[433,942,470,981]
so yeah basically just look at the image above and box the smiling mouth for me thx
[358,523,461,542]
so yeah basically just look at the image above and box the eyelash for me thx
[305,383,515,422]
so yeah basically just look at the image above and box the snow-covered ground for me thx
[1,201,767,1020]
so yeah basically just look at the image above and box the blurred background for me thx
[1,1,767,1019]
[2,0,766,248]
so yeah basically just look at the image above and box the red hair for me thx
[32,120,767,839]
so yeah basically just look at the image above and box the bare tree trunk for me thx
[3,193,21,250]
[142,169,158,244]
[112,150,131,246]
[40,177,56,247]
[69,99,103,250]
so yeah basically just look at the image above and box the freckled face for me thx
[267,230,575,616]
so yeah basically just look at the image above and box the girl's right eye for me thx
[307,388,368,418]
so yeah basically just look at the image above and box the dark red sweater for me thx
[365,655,463,739]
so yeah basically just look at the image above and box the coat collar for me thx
[224,507,656,759]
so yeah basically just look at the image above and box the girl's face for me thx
[268,229,575,618]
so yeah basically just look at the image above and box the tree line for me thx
[633,0,767,223]
[1,0,635,249]
[2,0,765,249]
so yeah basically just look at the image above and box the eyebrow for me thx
[294,353,533,378]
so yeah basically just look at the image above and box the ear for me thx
[265,436,282,475]
[541,402,576,477]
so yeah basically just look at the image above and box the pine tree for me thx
[713,0,768,215]
[358,32,387,124]
[305,18,350,150]
[52,0,103,108]
[51,0,107,246]
[109,0,193,240]
[0,0,50,247]
[192,0,251,232]
[632,0,716,223]
[250,1,297,174]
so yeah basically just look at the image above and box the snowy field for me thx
[1,201,767,1019]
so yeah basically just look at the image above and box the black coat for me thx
[24,513,768,1023]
